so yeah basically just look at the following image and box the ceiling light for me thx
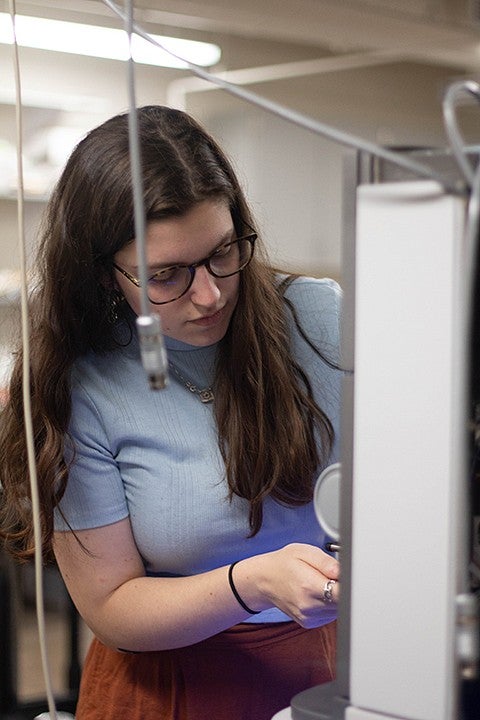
[0,13,221,68]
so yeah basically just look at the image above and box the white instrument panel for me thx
[350,181,468,720]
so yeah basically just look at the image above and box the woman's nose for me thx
[189,265,221,306]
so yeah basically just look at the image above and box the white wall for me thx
[207,109,343,278]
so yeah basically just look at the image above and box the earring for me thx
[108,287,126,323]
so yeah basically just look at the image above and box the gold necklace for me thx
[168,362,214,403]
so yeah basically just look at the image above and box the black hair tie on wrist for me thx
[228,561,261,615]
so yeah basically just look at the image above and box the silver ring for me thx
[323,578,337,603]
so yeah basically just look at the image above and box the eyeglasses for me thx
[113,231,257,305]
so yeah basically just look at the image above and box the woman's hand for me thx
[233,543,340,628]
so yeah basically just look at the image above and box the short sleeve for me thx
[54,376,129,531]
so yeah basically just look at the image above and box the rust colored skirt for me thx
[75,621,337,720]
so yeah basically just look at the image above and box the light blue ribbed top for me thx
[55,276,342,624]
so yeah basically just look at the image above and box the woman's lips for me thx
[190,306,226,327]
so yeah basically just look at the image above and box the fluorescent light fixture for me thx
[0,13,221,68]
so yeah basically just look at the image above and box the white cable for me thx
[125,0,148,317]
[443,82,480,451]
[102,0,465,198]
[443,83,480,639]
[443,80,480,188]
[8,2,58,718]
[125,0,168,390]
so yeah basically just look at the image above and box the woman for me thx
[0,106,342,720]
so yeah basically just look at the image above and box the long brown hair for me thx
[0,106,333,561]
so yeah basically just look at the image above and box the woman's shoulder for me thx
[281,273,341,291]
[70,343,137,395]
[278,274,343,362]
[280,274,342,313]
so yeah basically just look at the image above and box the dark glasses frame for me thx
[113,228,257,305]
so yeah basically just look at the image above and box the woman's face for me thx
[113,199,241,347]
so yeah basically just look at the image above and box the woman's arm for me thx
[53,517,339,652]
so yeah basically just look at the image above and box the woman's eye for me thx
[149,268,180,286]
[214,243,232,258]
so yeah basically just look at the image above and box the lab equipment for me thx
[290,148,480,720]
